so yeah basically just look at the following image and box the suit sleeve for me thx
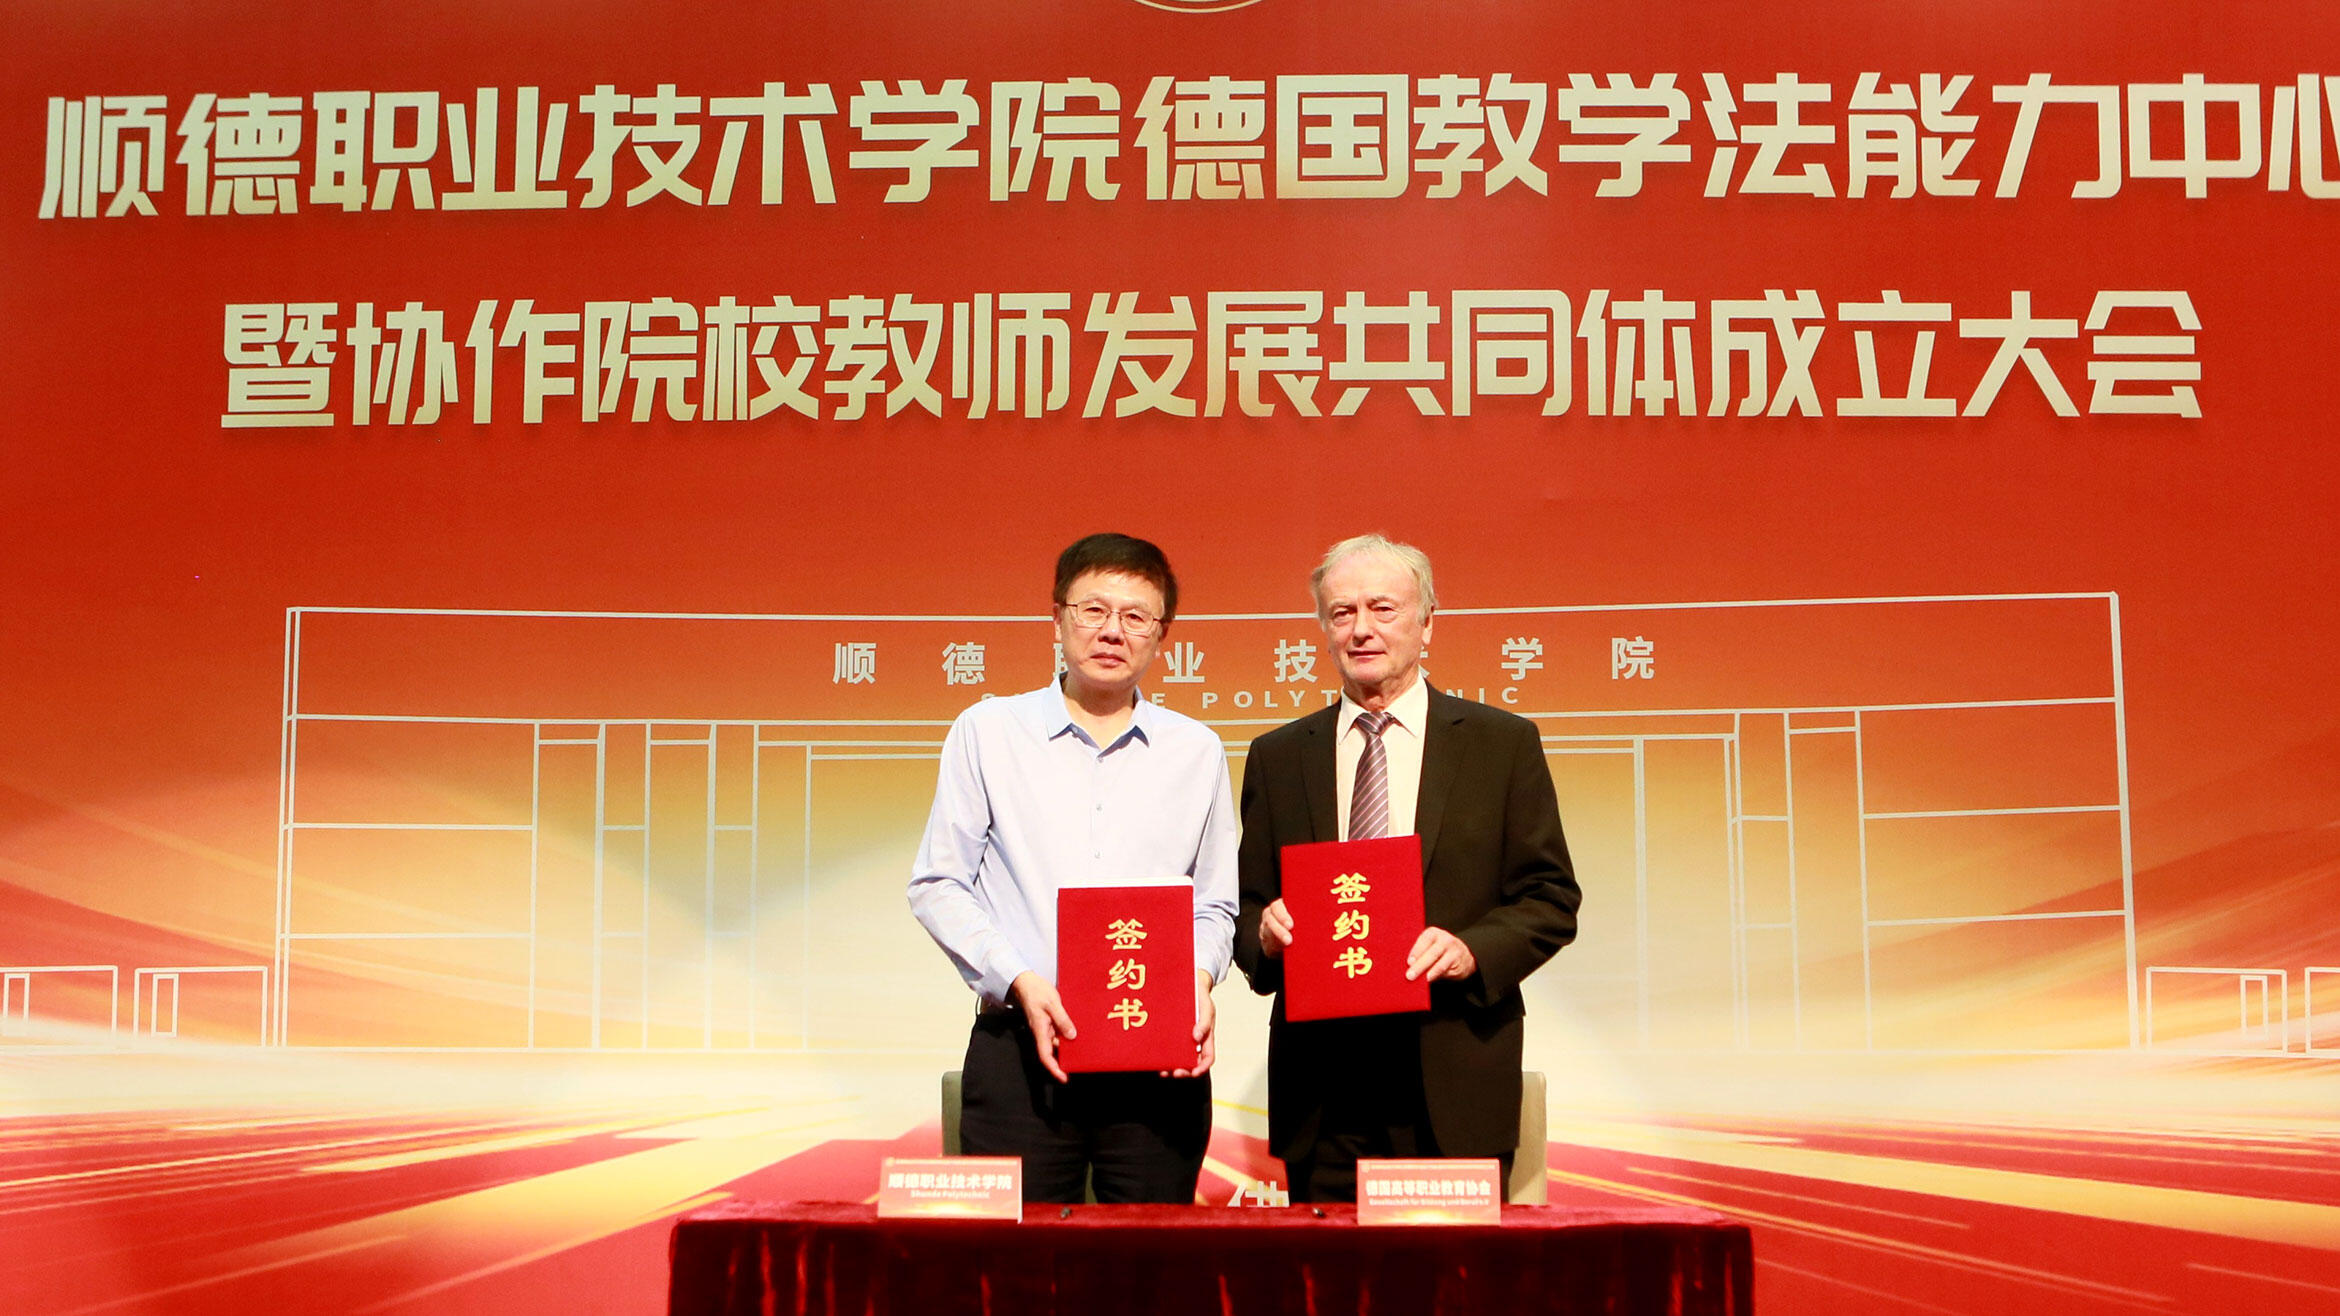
[1233,735,1285,997]
[1454,714,1581,1007]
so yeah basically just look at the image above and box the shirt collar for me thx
[1127,693,1162,741]
[1339,669,1430,736]
[1024,678,1154,748]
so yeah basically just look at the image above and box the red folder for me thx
[1280,833,1430,1022]
[1056,880,1197,1073]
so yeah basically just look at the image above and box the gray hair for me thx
[1310,533,1437,619]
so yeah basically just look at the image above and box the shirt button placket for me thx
[1089,752,1103,863]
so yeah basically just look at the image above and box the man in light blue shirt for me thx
[909,533,1237,1203]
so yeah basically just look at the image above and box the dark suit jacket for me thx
[1234,688,1579,1160]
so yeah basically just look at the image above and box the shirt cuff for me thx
[1192,936,1230,985]
[978,946,1033,1007]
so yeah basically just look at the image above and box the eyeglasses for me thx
[1063,600,1162,637]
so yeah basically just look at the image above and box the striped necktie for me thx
[1349,709,1394,840]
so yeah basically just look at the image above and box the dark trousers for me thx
[1282,1015,1514,1204]
[959,1012,1211,1204]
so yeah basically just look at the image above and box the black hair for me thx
[1053,532,1179,623]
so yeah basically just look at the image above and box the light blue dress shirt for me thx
[909,681,1239,1008]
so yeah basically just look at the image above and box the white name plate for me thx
[876,1156,1023,1220]
[1356,1157,1501,1225]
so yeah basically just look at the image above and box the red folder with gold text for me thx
[1056,879,1196,1073]
[1281,834,1430,1022]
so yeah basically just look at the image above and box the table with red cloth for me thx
[668,1200,1752,1316]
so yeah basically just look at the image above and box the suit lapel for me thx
[1414,689,1467,870]
[1298,705,1339,842]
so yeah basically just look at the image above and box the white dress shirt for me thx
[1333,671,1430,841]
[908,682,1239,1007]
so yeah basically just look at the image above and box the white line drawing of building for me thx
[2307,968,2340,1055]
[0,965,120,1047]
[133,965,271,1043]
[266,595,2147,1053]
[2143,965,2291,1054]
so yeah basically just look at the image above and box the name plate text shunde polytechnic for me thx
[877,1156,1023,1220]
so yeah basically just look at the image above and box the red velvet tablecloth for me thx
[668,1200,1752,1316]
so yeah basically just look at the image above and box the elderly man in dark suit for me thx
[1234,533,1580,1203]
